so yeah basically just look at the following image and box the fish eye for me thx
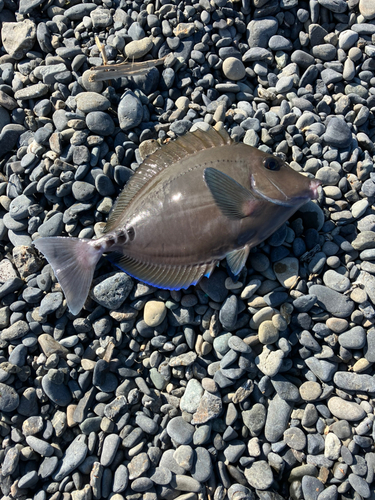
[264,157,281,171]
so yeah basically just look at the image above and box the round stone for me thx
[283,427,306,451]
[166,417,195,445]
[258,321,279,345]
[244,460,273,490]
[299,381,322,401]
[143,300,167,327]
[86,111,115,136]
[222,57,246,80]
[41,375,72,406]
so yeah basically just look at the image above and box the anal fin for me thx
[226,247,250,276]
[108,253,217,290]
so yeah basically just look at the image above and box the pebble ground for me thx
[0,0,375,499]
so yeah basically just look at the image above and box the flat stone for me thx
[191,390,223,425]
[323,270,351,293]
[101,434,120,467]
[264,394,293,443]
[327,397,366,421]
[0,382,19,412]
[352,231,375,251]
[258,320,279,345]
[173,445,194,470]
[125,38,153,59]
[304,357,336,382]
[14,83,49,100]
[308,285,355,318]
[333,372,375,392]
[13,245,43,278]
[26,436,54,457]
[2,20,37,59]
[283,427,306,451]
[273,257,299,288]
[324,432,341,460]
[255,346,283,377]
[180,379,204,413]
[338,326,366,349]
[222,57,246,80]
[299,381,322,401]
[301,476,324,500]
[38,334,69,357]
[243,403,266,437]
[191,447,212,482]
[1,320,29,341]
[53,434,88,481]
[91,272,133,310]
[167,416,195,445]
[39,292,64,317]
[42,375,72,407]
[244,461,274,490]
[360,0,375,19]
[128,452,150,479]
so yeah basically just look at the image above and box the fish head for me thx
[250,151,321,208]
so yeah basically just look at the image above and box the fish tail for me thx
[33,237,103,315]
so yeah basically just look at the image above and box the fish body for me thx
[34,127,320,315]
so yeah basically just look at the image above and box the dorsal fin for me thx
[104,127,233,233]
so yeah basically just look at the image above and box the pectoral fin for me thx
[204,167,259,220]
[226,246,250,276]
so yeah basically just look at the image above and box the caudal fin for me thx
[33,237,102,315]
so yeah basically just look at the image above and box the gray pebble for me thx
[53,434,88,481]
[338,326,366,349]
[86,111,115,136]
[91,272,133,310]
[42,375,72,406]
[101,434,120,466]
[167,416,195,445]
[309,285,354,318]
[244,460,273,490]
[0,382,19,412]
[264,394,293,443]
[26,436,54,457]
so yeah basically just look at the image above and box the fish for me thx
[34,127,321,315]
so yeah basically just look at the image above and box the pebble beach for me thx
[1,0,375,499]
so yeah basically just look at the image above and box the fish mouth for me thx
[251,176,321,207]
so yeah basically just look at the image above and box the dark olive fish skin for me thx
[34,127,320,315]
[112,145,308,265]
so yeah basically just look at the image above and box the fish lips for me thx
[251,176,321,207]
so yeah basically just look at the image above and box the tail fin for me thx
[33,237,102,316]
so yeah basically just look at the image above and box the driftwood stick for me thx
[89,57,166,82]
